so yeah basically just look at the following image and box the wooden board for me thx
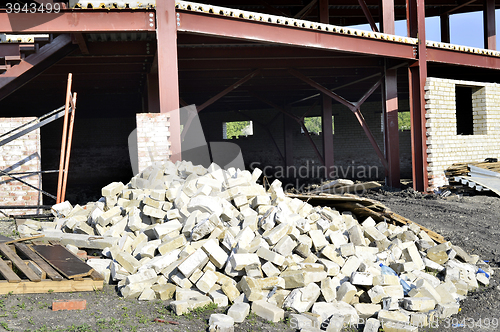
[31,244,93,279]
[0,243,40,282]
[0,278,103,295]
[3,234,44,245]
[14,243,63,281]
[0,258,21,283]
[0,235,14,243]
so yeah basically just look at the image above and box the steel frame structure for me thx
[0,0,498,191]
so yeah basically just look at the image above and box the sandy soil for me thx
[0,189,499,332]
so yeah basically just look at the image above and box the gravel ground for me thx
[0,189,499,332]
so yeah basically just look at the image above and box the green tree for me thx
[226,121,250,139]
[304,116,334,134]
[398,112,411,130]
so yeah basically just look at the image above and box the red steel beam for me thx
[197,69,261,112]
[289,68,389,170]
[157,0,181,162]
[357,0,380,32]
[382,0,395,34]
[319,0,330,24]
[0,11,155,33]
[177,11,416,60]
[483,0,496,50]
[426,48,500,70]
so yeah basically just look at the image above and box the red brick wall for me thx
[0,117,42,215]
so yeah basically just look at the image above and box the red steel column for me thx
[319,0,329,24]
[407,0,428,191]
[383,67,400,187]
[483,0,496,50]
[440,14,450,43]
[284,109,294,169]
[322,94,335,179]
[382,0,395,34]
[156,0,181,162]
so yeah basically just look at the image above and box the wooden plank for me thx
[0,278,103,295]
[0,243,40,282]
[3,234,44,245]
[26,261,46,279]
[0,259,21,283]
[90,269,104,281]
[0,235,14,243]
[31,244,93,279]
[14,243,63,281]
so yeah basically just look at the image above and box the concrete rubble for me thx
[25,160,493,331]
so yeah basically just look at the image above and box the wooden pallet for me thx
[0,243,103,294]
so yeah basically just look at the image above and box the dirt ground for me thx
[0,188,499,332]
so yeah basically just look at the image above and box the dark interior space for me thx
[455,86,474,135]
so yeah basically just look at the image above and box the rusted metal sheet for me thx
[0,11,155,33]
[31,244,93,279]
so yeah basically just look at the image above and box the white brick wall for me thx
[425,78,500,189]
[0,117,42,215]
[136,113,171,173]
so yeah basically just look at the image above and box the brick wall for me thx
[136,113,171,174]
[0,117,42,215]
[425,77,500,190]
[200,100,412,183]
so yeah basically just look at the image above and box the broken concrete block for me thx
[382,321,417,332]
[348,225,365,246]
[337,281,357,303]
[256,247,285,266]
[261,262,281,277]
[263,223,290,245]
[209,314,234,332]
[227,302,250,323]
[351,272,373,286]
[138,287,156,301]
[115,251,141,274]
[373,274,400,286]
[102,182,125,197]
[402,243,425,271]
[251,300,284,323]
[283,283,320,313]
[435,302,460,318]
[178,248,209,278]
[378,309,410,325]
[403,297,435,312]
[320,278,337,303]
[363,318,381,332]
[158,235,187,255]
[340,256,361,276]
[222,281,240,302]
[209,289,229,307]
[238,276,265,302]
[201,239,229,269]
[280,269,306,289]
[152,283,176,300]
[309,230,328,251]
[367,285,387,303]
[427,242,451,265]
[353,303,381,320]
[229,253,260,271]
[196,270,219,294]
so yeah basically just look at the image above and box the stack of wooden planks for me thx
[287,193,445,244]
[0,239,103,295]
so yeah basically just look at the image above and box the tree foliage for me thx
[304,116,334,134]
[398,112,411,130]
[226,121,250,139]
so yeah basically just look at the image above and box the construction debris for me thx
[24,160,493,331]
[445,159,500,196]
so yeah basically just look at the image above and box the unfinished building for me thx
[0,0,499,211]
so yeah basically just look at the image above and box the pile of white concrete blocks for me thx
[34,160,492,332]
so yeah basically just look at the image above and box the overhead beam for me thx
[71,33,89,55]
[0,11,155,33]
[0,34,76,102]
[357,0,380,32]
[426,48,500,70]
[177,11,416,60]
[444,0,477,14]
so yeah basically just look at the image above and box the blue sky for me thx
[351,9,500,49]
